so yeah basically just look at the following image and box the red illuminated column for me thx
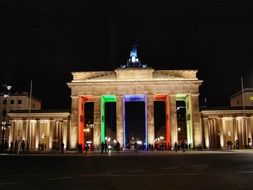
[78,97,85,148]
[165,95,171,150]
[78,96,93,149]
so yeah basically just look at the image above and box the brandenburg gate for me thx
[67,49,203,149]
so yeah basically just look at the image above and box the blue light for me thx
[130,47,137,58]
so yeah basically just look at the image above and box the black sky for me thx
[0,0,253,109]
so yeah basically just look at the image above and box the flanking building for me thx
[201,88,253,149]
[7,110,70,150]
[201,108,253,149]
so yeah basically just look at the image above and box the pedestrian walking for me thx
[104,141,108,152]
[84,143,89,153]
[174,142,178,152]
[26,142,29,152]
[10,142,13,154]
[15,140,18,154]
[101,142,104,153]
[61,142,65,154]
[181,141,185,152]
[116,141,120,153]
[134,141,138,153]
[21,140,25,154]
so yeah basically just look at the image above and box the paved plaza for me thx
[0,150,253,190]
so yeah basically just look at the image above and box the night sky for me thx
[1,0,253,109]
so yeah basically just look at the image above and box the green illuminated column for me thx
[101,95,117,143]
[186,95,193,146]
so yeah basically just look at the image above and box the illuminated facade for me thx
[67,67,203,149]
[201,109,253,149]
[7,48,203,150]
[8,111,70,150]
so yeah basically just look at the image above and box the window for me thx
[18,100,22,104]
[10,100,14,104]
[250,96,253,101]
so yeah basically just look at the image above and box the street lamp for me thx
[1,84,12,152]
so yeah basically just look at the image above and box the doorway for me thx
[123,95,147,149]
[154,101,166,150]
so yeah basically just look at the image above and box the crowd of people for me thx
[174,141,192,152]
[1,139,244,154]
[9,140,28,154]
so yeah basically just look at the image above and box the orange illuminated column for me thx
[79,96,93,149]
[154,95,170,149]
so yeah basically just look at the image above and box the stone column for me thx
[214,119,219,148]
[251,117,253,147]
[240,118,245,147]
[191,94,202,147]
[62,120,68,150]
[31,121,36,150]
[243,117,248,146]
[49,120,54,149]
[35,120,40,149]
[186,95,193,145]
[93,96,101,147]
[237,118,242,147]
[9,120,14,146]
[203,118,210,148]
[22,120,27,141]
[70,96,78,149]
[217,117,224,148]
[116,95,124,147]
[27,120,31,149]
[169,95,178,147]
[250,117,253,146]
[246,116,251,146]
[233,117,238,143]
[16,120,23,141]
[147,95,154,146]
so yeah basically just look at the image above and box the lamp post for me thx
[1,84,12,152]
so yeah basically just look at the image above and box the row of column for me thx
[70,94,202,149]
[8,119,68,150]
[203,116,253,148]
